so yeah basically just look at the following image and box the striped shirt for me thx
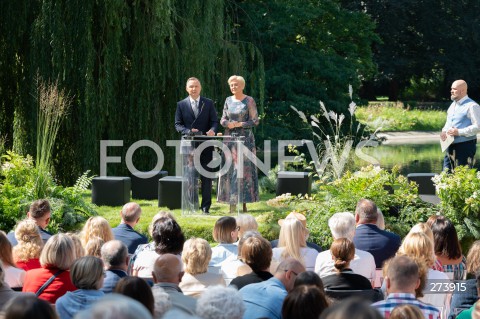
[372,293,440,319]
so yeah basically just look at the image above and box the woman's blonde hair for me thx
[409,223,434,244]
[228,75,246,88]
[81,216,113,248]
[67,232,85,259]
[278,218,307,264]
[466,240,480,274]
[85,236,104,258]
[389,304,425,319]
[12,219,43,262]
[40,233,76,270]
[397,232,435,268]
[236,214,258,239]
[182,238,211,275]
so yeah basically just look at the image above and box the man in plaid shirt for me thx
[372,255,440,319]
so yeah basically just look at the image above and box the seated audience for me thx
[235,214,258,243]
[66,233,85,259]
[100,240,129,294]
[272,217,318,271]
[114,276,155,316]
[12,219,43,271]
[271,211,322,252]
[221,231,260,284]
[315,212,376,282]
[132,216,184,280]
[75,294,153,319]
[0,260,24,309]
[429,215,466,280]
[352,199,401,268]
[180,238,225,297]
[22,233,77,303]
[450,241,480,319]
[196,286,245,319]
[84,236,104,257]
[1,294,58,319]
[7,199,52,246]
[282,285,329,319]
[409,223,443,271]
[320,298,383,319]
[321,238,372,291]
[209,217,239,269]
[56,256,105,319]
[80,216,114,249]
[372,255,440,319]
[151,253,197,315]
[294,270,324,290]
[152,287,172,318]
[229,235,273,290]
[0,231,25,288]
[112,202,148,255]
[239,258,305,319]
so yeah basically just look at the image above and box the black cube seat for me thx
[158,176,182,209]
[92,177,131,206]
[131,170,168,200]
[276,171,312,196]
[407,173,437,195]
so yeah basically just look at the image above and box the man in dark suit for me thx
[101,240,129,294]
[112,202,148,254]
[352,199,401,268]
[175,77,218,214]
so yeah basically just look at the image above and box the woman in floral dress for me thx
[217,75,259,213]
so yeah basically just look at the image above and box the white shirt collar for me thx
[190,97,199,104]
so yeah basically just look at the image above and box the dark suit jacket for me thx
[353,224,401,268]
[175,96,218,135]
[101,269,128,294]
[112,223,148,255]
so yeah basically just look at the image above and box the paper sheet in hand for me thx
[440,135,454,152]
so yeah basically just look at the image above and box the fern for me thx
[73,170,95,192]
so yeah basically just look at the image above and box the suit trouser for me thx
[199,146,213,210]
[443,138,477,171]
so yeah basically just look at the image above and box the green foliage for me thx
[356,104,446,131]
[0,151,96,233]
[433,166,480,240]
[259,166,280,194]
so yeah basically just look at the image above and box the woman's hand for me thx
[227,121,238,129]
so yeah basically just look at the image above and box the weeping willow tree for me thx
[1,0,264,184]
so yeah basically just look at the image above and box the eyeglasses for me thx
[284,269,298,276]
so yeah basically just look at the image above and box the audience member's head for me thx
[237,231,262,257]
[71,256,104,290]
[152,217,185,255]
[85,236,104,257]
[294,270,324,290]
[397,232,435,268]
[40,233,76,270]
[275,258,306,292]
[121,202,142,225]
[81,216,114,247]
[278,218,308,264]
[328,212,356,240]
[27,199,51,230]
[376,209,385,230]
[148,211,175,237]
[114,277,155,315]
[66,232,85,259]
[240,236,272,272]
[330,238,355,272]
[430,215,462,260]
[355,199,378,224]
[385,255,420,294]
[319,298,383,319]
[389,304,425,319]
[235,214,258,239]
[152,253,183,284]
[101,240,128,270]
[75,293,153,319]
[12,219,43,262]
[1,294,57,319]
[152,287,172,318]
[0,231,16,267]
[213,216,238,244]
[466,240,480,275]
[409,222,434,244]
[282,285,329,319]
[473,301,480,319]
[182,238,211,275]
[196,286,245,319]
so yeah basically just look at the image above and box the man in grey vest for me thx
[441,79,480,170]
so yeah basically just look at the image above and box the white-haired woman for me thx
[272,218,318,271]
[217,75,260,213]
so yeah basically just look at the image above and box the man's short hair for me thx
[121,203,142,223]
[186,77,201,86]
[387,255,419,291]
[328,212,356,240]
[29,199,51,219]
[355,199,378,223]
[101,240,128,268]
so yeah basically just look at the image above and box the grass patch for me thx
[356,104,446,131]
[89,192,287,244]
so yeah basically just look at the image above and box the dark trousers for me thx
[199,146,213,210]
[443,139,477,171]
